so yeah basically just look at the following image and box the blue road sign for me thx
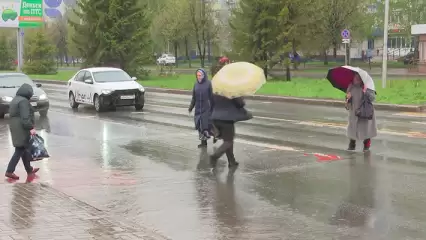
[341,29,350,39]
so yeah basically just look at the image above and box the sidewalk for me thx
[0,182,168,240]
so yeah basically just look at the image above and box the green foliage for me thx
[152,0,192,67]
[152,0,190,44]
[0,35,14,70]
[48,18,68,62]
[69,0,103,67]
[304,0,370,54]
[229,0,292,73]
[70,0,152,77]
[187,0,217,67]
[23,30,56,74]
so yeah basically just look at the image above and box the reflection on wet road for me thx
[0,83,425,239]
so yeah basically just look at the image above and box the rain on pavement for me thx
[1,83,426,239]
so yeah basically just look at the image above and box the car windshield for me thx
[93,71,132,83]
[0,75,34,88]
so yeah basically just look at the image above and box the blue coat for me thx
[188,69,214,132]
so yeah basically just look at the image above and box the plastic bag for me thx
[29,134,50,161]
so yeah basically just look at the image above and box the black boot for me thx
[347,139,356,151]
[209,155,218,168]
[228,160,239,168]
[198,140,207,148]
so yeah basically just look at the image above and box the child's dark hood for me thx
[16,83,34,100]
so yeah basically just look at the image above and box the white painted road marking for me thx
[235,139,300,152]
[393,112,426,117]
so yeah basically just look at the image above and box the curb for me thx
[34,79,426,112]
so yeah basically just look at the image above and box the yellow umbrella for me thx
[211,61,266,98]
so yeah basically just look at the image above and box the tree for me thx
[307,0,371,62]
[65,5,81,66]
[230,0,292,79]
[69,0,107,67]
[70,0,152,76]
[0,35,14,70]
[152,0,191,68]
[188,0,217,68]
[67,23,80,66]
[48,18,69,66]
[23,30,56,74]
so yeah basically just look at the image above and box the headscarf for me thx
[196,68,208,83]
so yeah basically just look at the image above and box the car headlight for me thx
[1,96,12,102]
[39,94,48,100]
[101,89,113,95]
[139,86,145,92]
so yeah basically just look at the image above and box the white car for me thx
[67,67,145,112]
[156,54,176,65]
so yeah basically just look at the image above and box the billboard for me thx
[0,0,43,28]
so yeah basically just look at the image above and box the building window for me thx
[367,39,374,49]
[387,36,413,49]
[401,37,409,48]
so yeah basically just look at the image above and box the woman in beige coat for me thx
[346,74,377,151]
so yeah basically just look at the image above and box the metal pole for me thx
[19,29,24,72]
[16,29,20,71]
[21,29,24,69]
[382,0,390,88]
[16,28,24,72]
[344,43,347,65]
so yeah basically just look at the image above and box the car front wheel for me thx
[69,92,79,109]
[94,95,105,112]
[135,96,145,111]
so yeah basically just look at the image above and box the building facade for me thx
[333,1,422,61]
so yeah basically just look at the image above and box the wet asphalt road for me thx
[1,83,426,240]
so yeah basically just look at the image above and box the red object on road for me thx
[313,153,342,162]
[303,152,342,162]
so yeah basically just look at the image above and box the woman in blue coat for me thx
[188,69,214,148]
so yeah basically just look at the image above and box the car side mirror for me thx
[84,79,93,84]
[36,83,42,87]
[131,77,137,81]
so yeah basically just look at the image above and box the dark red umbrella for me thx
[327,66,375,93]
[326,66,359,92]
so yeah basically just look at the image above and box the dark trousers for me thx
[211,120,236,163]
[6,147,33,174]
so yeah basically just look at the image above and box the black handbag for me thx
[355,93,374,120]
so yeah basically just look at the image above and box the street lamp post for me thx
[381,0,390,88]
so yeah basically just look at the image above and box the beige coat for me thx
[346,84,377,140]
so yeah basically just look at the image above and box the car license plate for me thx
[120,95,135,100]
[30,102,37,107]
